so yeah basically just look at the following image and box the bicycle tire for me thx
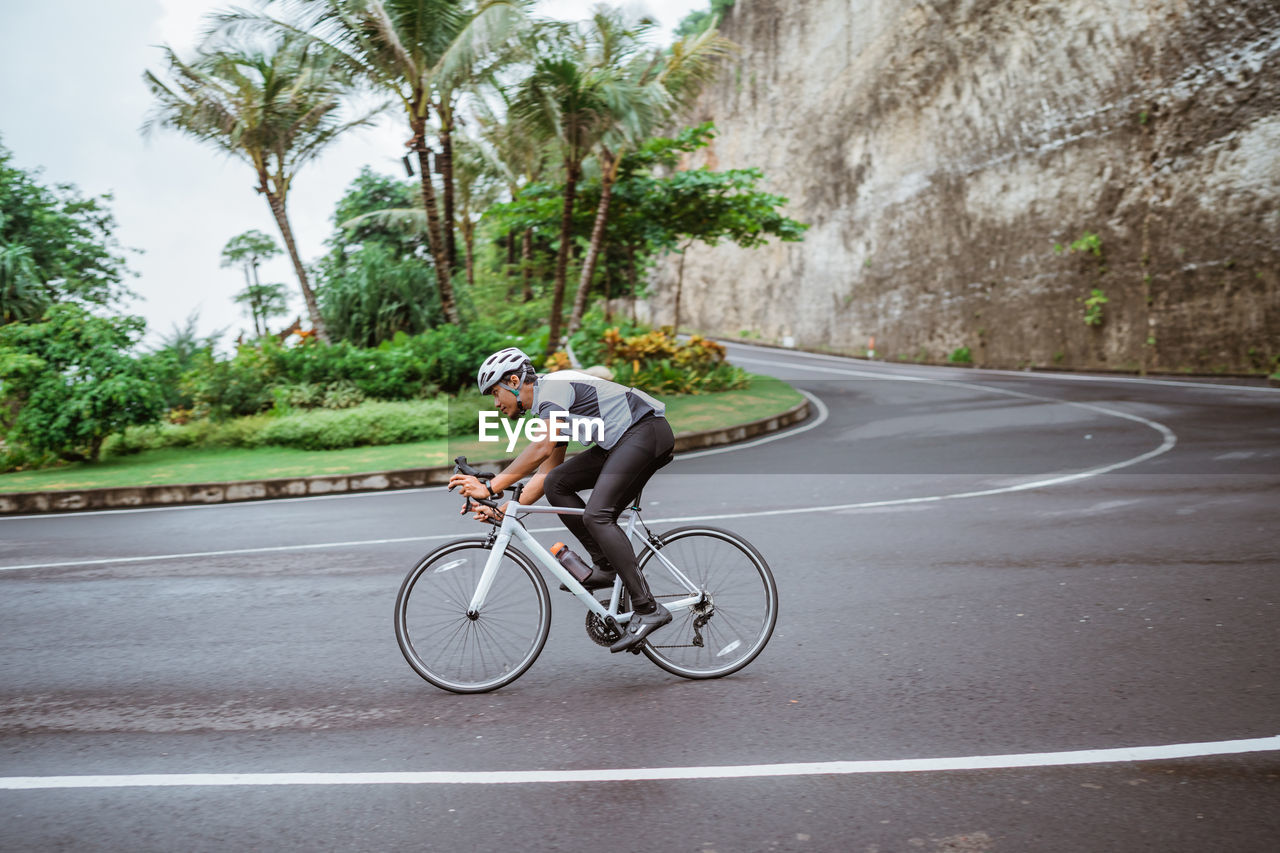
[633,526,778,679]
[394,538,551,693]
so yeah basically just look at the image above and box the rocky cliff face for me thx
[651,0,1280,373]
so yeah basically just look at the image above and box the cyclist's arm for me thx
[489,421,561,494]
[516,444,566,505]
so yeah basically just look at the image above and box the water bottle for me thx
[550,542,593,583]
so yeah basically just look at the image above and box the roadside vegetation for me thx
[0,374,802,492]
[0,1,806,482]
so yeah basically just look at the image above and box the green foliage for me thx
[487,123,806,298]
[1081,288,1109,327]
[1055,231,1103,257]
[142,311,223,411]
[610,358,748,396]
[234,281,290,334]
[0,243,48,324]
[253,400,449,450]
[0,304,165,463]
[221,229,280,268]
[567,309,648,366]
[222,229,289,337]
[109,399,450,454]
[948,346,973,364]
[312,168,446,346]
[0,139,136,316]
[328,166,425,259]
[317,243,442,346]
[577,326,748,394]
[675,0,735,37]
[182,325,514,420]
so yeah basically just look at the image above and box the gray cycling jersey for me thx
[531,370,666,450]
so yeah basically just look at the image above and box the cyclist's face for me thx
[491,377,521,417]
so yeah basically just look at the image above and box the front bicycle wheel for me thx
[394,539,550,693]
[634,526,778,679]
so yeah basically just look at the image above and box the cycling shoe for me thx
[609,603,671,653]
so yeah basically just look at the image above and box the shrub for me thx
[596,327,747,394]
[0,304,166,462]
[253,400,449,450]
[107,399,452,455]
[183,325,518,419]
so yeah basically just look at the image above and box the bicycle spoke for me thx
[636,528,776,679]
[395,542,550,693]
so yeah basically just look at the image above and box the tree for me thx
[144,310,225,411]
[473,90,552,302]
[218,0,531,325]
[316,242,441,345]
[313,168,442,345]
[675,0,735,38]
[564,14,733,341]
[234,281,291,338]
[451,133,502,288]
[0,243,47,325]
[650,166,808,332]
[509,21,622,356]
[330,166,425,259]
[220,229,283,337]
[144,30,375,343]
[0,139,135,317]
[487,123,807,330]
[0,304,166,463]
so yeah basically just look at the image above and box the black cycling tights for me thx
[543,415,675,613]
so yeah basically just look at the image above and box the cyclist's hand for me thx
[470,500,512,523]
[449,473,489,499]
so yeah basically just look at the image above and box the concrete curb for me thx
[0,398,810,516]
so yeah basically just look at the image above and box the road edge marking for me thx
[3,736,1277,789]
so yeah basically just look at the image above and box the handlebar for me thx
[451,456,505,515]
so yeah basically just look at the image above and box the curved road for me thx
[2,343,1278,852]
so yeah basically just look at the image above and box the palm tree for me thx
[218,0,530,326]
[451,134,502,289]
[509,21,621,356]
[144,32,374,343]
[563,16,733,340]
[0,242,48,325]
[473,90,551,302]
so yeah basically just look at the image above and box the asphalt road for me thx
[2,342,1278,852]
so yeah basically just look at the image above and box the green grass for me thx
[0,375,804,493]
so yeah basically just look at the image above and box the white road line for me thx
[722,342,1280,394]
[3,736,1277,790]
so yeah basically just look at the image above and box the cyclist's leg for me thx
[583,417,675,612]
[543,444,611,568]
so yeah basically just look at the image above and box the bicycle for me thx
[394,457,779,693]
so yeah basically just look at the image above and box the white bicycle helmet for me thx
[477,347,534,394]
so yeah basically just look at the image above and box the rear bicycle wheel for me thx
[394,539,550,693]
[634,526,778,679]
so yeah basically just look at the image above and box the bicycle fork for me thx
[465,527,513,618]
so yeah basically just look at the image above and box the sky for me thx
[0,0,704,348]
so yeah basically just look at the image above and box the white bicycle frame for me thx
[466,504,704,624]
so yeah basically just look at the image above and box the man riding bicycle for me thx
[448,347,676,653]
